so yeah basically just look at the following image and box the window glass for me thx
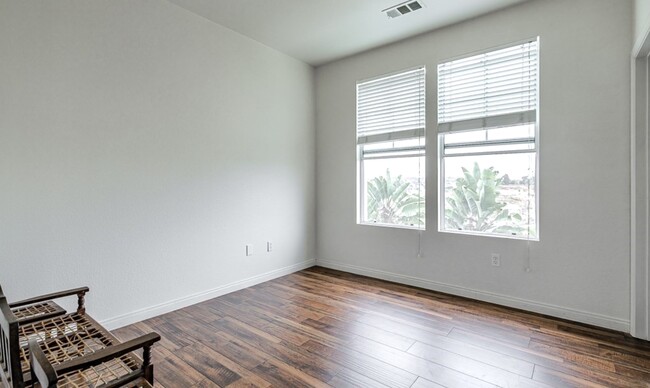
[442,151,536,237]
[362,156,425,228]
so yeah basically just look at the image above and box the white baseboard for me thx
[317,259,630,333]
[101,259,316,330]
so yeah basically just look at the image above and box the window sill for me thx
[358,222,425,231]
[438,228,539,241]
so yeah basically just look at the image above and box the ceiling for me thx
[167,0,530,66]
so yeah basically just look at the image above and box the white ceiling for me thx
[167,0,530,66]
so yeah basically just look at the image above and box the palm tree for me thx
[445,162,523,234]
[367,169,424,227]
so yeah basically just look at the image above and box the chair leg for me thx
[144,364,154,384]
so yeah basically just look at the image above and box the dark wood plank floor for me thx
[113,267,650,387]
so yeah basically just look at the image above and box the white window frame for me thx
[356,67,426,230]
[437,38,540,240]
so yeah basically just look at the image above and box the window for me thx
[438,39,539,239]
[357,67,426,229]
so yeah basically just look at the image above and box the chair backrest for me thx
[0,292,23,388]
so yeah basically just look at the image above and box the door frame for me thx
[631,26,650,340]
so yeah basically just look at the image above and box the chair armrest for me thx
[30,332,161,387]
[29,339,58,388]
[10,286,90,314]
[56,332,160,375]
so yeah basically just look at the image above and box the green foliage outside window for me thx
[445,162,528,235]
[366,170,424,227]
[365,163,533,235]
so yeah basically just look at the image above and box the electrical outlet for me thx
[267,242,272,252]
[491,253,501,267]
[246,244,253,256]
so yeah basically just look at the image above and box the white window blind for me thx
[357,67,426,144]
[438,39,538,133]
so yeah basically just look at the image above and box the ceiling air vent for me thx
[383,1,424,19]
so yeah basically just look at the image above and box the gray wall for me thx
[316,0,633,330]
[0,0,315,327]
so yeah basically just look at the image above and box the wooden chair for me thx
[0,285,89,388]
[29,332,160,387]
[1,285,160,388]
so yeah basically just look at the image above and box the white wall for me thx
[316,0,633,330]
[0,0,315,328]
[636,0,650,47]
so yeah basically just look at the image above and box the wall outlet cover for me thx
[491,253,501,267]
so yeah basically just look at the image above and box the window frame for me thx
[356,66,427,230]
[437,38,540,240]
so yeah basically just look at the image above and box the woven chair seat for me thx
[11,300,65,321]
[56,357,153,388]
[17,313,140,379]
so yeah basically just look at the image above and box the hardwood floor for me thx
[113,267,650,387]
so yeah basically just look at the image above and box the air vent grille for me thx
[383,1,424,18]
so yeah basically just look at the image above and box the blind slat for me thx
[359,102,425,119]
[360,69,425,88]
[357,127,425,144]
[439,90,537,109]
[439,79,537,100]
[359,94,424,111]
[359,120,425,133]
[439,51,537,75]
[359,75,425,94]
[440,45,537,71]
[438,68,537,91]
[438,110,536,133]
